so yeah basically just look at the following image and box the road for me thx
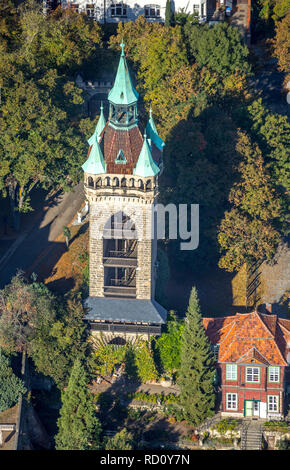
[0,183,84,289]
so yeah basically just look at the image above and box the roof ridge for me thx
[254,311,275,338]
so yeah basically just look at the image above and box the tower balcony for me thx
[103,254,137,268]
[84,174,158,194]
[104,286,136,298]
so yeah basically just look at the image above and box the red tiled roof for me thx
[203,311,290,366]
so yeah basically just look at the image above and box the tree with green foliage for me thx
[184,22,251,78]
[63,226,71,248]
[165,0,174,27]
[29,297,89,389]
[0,353,26,412]
[218,132,283,272]
[247,99,290,196]
[133,341,158,383]
[0,1,102,228]
[104,428,134,450]
[178,287,216,425]
[0,273,90,389]
[154,311,184,373]
[55,358,101,450]
[0,273,56,353]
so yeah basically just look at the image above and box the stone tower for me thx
[82,44,167,342]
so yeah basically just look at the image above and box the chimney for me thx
[266,303,272,314]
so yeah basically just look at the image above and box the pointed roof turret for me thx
[88,102,106,146]
[82,138,106,175]
[146,106,165,151]
[108,43,139,106]
[133,132,160,178]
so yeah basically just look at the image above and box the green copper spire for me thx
[146,106,165,151]
[133,132,160,178]
[88,102,106,146]
[82,138,106,175]
[108,43,139,106]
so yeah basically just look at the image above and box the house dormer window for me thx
[268,366,280,383]
[115,149,127,164]
[144,4,161,18]
[111,3,127,17]
[246,366,260,383]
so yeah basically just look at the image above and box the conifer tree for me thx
[178,287,216,425]
[55,358,101,450]
[165,0,174,26]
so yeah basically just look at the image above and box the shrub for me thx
[276,438,290,450]
[0,354,26,412]
[214,419,239,435]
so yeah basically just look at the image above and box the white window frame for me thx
[193,4,200,14]
[268,366,280,383]
[226,364,237,381]
[144,4,161,18]
[267,395,279,412]
[246,366,260,383]
[226,393,238,410]
[110,3,127,17]
[86,4,95,17]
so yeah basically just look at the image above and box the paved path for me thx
[0,183,84,289]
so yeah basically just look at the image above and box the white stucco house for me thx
[52,0,209,24]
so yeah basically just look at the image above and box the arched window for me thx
[129,178,135,188]
[121,177,127,188]
[146,179,152,191]
[144,4,160,17]
[113,177,119,187]
[88,176,94,188]
[108,337,127,346]
[96,177,102,188]
[138,179,144,190]
[105,176,111,187]
[110,3,127,17]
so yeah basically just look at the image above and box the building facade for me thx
[203,311,290,419]
[82,44,167,343]
[45,0,208,24]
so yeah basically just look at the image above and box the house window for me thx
[267,395,279,412]
[193,4,199,14]
[226,393,237,410]
[201,3,204,16]
[71,3,79,13]
[268,366,280,382]
[111,3,127,17]
[226,364,237,381]
[86,4,95,17]
[144,4,160,18]
[246,367,260,383]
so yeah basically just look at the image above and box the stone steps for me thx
[241,424,263,450]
